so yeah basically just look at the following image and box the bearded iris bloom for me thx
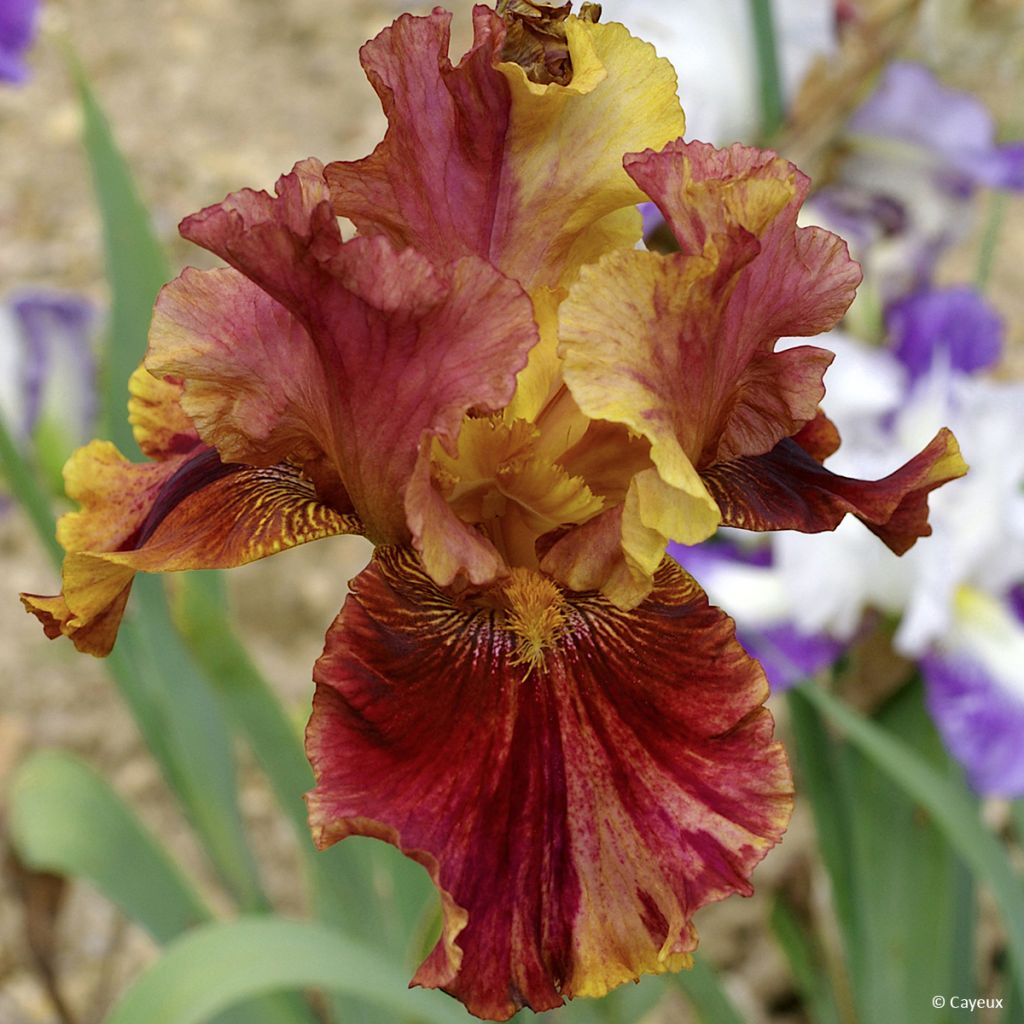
[21,4,966,1019]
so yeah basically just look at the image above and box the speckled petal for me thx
[127,365,201,459]
[21,442,360,656]
[307,548,792,1020]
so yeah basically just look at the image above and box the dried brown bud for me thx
[496,0,600,86]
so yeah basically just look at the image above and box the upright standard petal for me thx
[173,160,539,582]
[324,7,685,290]
[307,548,792,1020]
[557,141,859,602]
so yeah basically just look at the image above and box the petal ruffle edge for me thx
[306,548,792,1020]
[177,159,538,582]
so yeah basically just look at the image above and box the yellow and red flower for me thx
[22,4,966,1020]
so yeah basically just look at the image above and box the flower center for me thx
[432,416,604,568]
[501,567,567,675]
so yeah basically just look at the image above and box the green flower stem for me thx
[975,190,1009,293]
[748,0,785,142]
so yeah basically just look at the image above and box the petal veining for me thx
[307,548,792,1020]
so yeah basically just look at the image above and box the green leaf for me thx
[771,899,841,1024]
[672,956,745,1024]
[125,574,270,913]
[173,578,316,840]
[72,59,170,460]
[798,683,1024,998]
[0,411,62,567]
[7,752,322,1024]
[748,0,785,141]
[1004,973,1023,1024]
[104,918,472,1024]
[8,751,211,943]
[786,687,864,972]
[839,683,975,1020]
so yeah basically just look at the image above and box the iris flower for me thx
[809,62,1024,308]
[0,290,97,448]
[22,4,966,1019]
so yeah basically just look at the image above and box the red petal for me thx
[307,549,792,1020]
[325,11,509,267]
[701,428,968,554]
[325,9,686,290]
[176,160,537,566]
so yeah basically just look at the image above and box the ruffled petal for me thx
[557,140,862,598]
[325,9,684,290]
[562,141,859,468]
[21,442,360,656]
[177,160,538,569]
[149,267,336,469]
[700,428,968,555]
[307,548,792,1020]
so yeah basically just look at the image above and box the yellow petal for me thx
[495,16,686,288]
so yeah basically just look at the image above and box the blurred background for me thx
[3,1,1024,1022]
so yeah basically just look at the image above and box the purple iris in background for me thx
[1012,584,1024,623]
[0,290,97,444]
[888,286,1003,383]
[0,0,40,84]
[921,592,1024,798]
[848,62,1024,192]
[922,652,1024,798]
[807,62,1024,305]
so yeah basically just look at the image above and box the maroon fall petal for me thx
[306,548,792,1020]
[701,427,968,555]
